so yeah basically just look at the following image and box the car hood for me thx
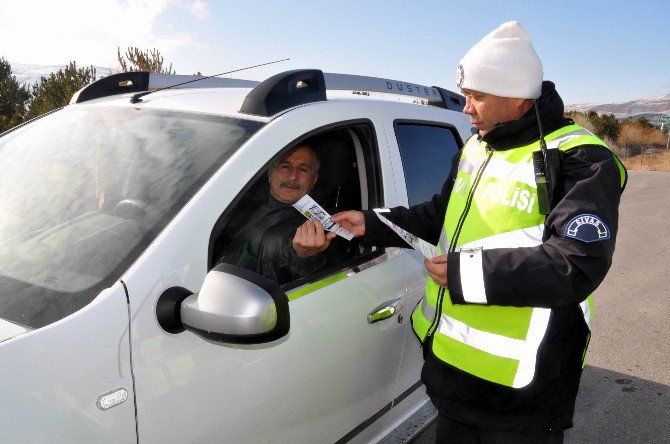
[0,318,30,343]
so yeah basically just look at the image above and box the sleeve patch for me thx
[564,214,610,242]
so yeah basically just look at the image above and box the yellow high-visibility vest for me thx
[411,124,627,388]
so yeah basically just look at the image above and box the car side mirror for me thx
[156,264,290,344]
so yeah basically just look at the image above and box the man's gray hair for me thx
[272,143,320,174]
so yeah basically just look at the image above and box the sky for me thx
[1,0,668,105]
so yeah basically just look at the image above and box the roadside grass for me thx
[568,113,669,172]
[621,150,670,171]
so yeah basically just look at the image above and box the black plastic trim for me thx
[431,87,465,112]
[239,69,326,116]
[156,286,193,333]
[75,72,150,103]
[395,379,425,406]
[335,380,424,443]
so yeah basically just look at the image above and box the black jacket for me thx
[363,81,625,434]
[216,196,344,285]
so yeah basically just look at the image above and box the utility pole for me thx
[661,115,670,151]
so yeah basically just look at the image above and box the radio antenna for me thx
[130,58,290,103]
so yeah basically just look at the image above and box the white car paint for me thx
[0,70,471,443]
[123,102,411,443]
[0,283,136,443]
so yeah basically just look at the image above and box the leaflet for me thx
[293,194,354,241]
[373,209,439,259]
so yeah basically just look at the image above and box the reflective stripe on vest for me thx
[411,124,626,388]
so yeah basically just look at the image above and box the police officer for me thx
[331,21,627,443]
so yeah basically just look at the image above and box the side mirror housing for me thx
[156,264,289,344]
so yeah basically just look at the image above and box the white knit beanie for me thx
[457,21,543,99]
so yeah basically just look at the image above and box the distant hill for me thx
[12,63,114,87]
[566,93,670,124]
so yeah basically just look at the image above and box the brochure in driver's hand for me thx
[293,194,354,240]
[373,209,439,259]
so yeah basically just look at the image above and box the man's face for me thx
[268,145,318,204]
[461,89,532,136]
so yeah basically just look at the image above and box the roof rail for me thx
[325,73,441,101]
[70,69,466,115]
[325,74,464,111]
[433,87,465,112]
[70,72,260,104]
[239,69,465,117]
[71,72,149,104]
[239,70,326,116]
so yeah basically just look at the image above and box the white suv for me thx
[0,70,470,443]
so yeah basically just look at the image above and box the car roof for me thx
[70,70,466,122]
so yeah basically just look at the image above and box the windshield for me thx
[0,106,263,329]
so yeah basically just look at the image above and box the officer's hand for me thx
[293,220,334,257]
[330,210,365,237]
[425,255,448,288]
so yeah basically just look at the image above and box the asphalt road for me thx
[410,171,670,443]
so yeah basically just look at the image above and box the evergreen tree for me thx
[592,113,619,141]
[27,62,97,118]
[117,47,176,74]
[575,110,621,141]
[636,116,654,129]
[0,57,31,132]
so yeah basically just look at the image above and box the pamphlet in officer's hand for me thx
[293,194,354,240]
[373,209,439,259]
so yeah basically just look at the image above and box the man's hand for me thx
[329,210,365,237]
[425,255,448,288]
[293,220,337,257]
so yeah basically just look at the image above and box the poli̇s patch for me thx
[564,214,610,242]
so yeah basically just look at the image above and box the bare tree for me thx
[117,47,176,74]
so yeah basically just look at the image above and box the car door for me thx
[376,102,469,404]
[123,101,411,443]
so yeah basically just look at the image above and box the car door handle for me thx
[367,298,403,324]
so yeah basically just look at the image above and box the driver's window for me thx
[210,123,381,288]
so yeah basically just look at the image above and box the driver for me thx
[215,144,341,284]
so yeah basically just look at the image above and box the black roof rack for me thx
[239,70,326,116]
[71,72,150,104]
[239,69,465,117]
[432,87,465,112]
[70,72,259,104]
[69,69,465,117]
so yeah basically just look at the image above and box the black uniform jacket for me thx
[362,81,625,434]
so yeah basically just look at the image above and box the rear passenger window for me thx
[394,123,460,206]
